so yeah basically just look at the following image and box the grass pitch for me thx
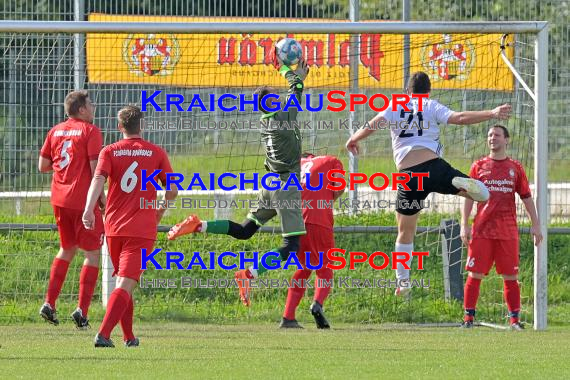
[1,323,569,379]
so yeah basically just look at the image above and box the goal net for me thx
[0,18,548,328]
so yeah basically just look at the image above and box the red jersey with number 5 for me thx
[301,155,344,230]
[95,138,173,240]
[469,156,532,240]
[40,118,103,210]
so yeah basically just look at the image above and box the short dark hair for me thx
[253,86,274,113]
[118,105,143,134]
[406,71,431,94]
[491,124,510,138]
[64,90,89,117]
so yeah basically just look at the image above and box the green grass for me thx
[1,323,570,379]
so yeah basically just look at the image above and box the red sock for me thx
[504,280,521,323]
[99,288,130,339]
[120,297,135,341]
[45,258,70,308]
[314,267,333,306]
[283,269,312,320]
[78,265,99,317]
[463,277,482,321]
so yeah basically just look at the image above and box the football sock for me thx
[394,242,414,281]
[203,220,229,234]
[78,265,99,317]
[252,236,300,276]
[314,267,333,305]
[504,280,521,323]
[99,288,130,340]
[45,257,70,308]
[120,296,136,341]
[283,269,311,320]
[464,276,482,320]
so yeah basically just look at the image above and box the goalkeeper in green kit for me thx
[168,52,310,307]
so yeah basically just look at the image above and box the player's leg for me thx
[495,239,522,329]
[462,238,493,327]
[73,208,104,328]
[168,188,271,240]
[41,206,78,325]
[95,237,148,347]
[281,235,313,328]
[236,187,305,306]
[394,212,420,297]
[311,225,334,329]
[431,158,489,202]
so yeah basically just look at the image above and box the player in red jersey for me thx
[82,106,177,347]
[460,125,543,330]
[280,153,344,329]
[38,90,104,328]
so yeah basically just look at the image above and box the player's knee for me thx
[469,272,485,280]
[502,274,518,281]
[57,247,77,261]
[83,250,100,266]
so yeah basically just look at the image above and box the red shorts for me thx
[296,224,334,271]
[106,236,154,281]
[53,206,104,251]
[466,238,519,275]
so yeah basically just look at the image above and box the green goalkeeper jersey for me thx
[260,65,304,174]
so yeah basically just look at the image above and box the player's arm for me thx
[82,174,106,230]
[460,198,475,246]
[38,133,53,172]
[38,156,53,173]
[90,159,106,212]
[345,112,387,156]
[157,152,178,223]
[521,197,543,246]
[447,104,511,125]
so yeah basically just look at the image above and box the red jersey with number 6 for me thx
[95,137,173,240]
[40,118,103,210]
[300,155,344,230]
[469,156,532,240]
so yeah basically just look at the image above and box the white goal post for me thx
[0,20,548,330]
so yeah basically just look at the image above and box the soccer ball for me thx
[275,38,303,66]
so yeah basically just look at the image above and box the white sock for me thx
[395,242,414,281]
[201,221,208,233]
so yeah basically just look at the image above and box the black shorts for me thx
[396,158,469,216]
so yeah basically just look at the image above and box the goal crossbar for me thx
[0,20,547,34]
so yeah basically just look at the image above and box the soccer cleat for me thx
[460,320,474,329]
[310,301,330,329]
[394,286,412,298]
[94,333,115,348]
[71,308,90,329]
[235,270,253,307]
[39,303,59,326]
[510,321,525,331]
[279,317,304,329]
[452,177,490,202]
[125,337,140,347]
[167,214,202,240]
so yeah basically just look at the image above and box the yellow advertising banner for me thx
[87,14,514,91]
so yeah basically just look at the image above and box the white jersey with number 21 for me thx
[379,98,455,167]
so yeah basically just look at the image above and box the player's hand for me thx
[491,104,512,120]
[460,224,472,246]
[345,136,360,156]
[530,224,543,246]
[82,209,95,230]
[293,57,309,80]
